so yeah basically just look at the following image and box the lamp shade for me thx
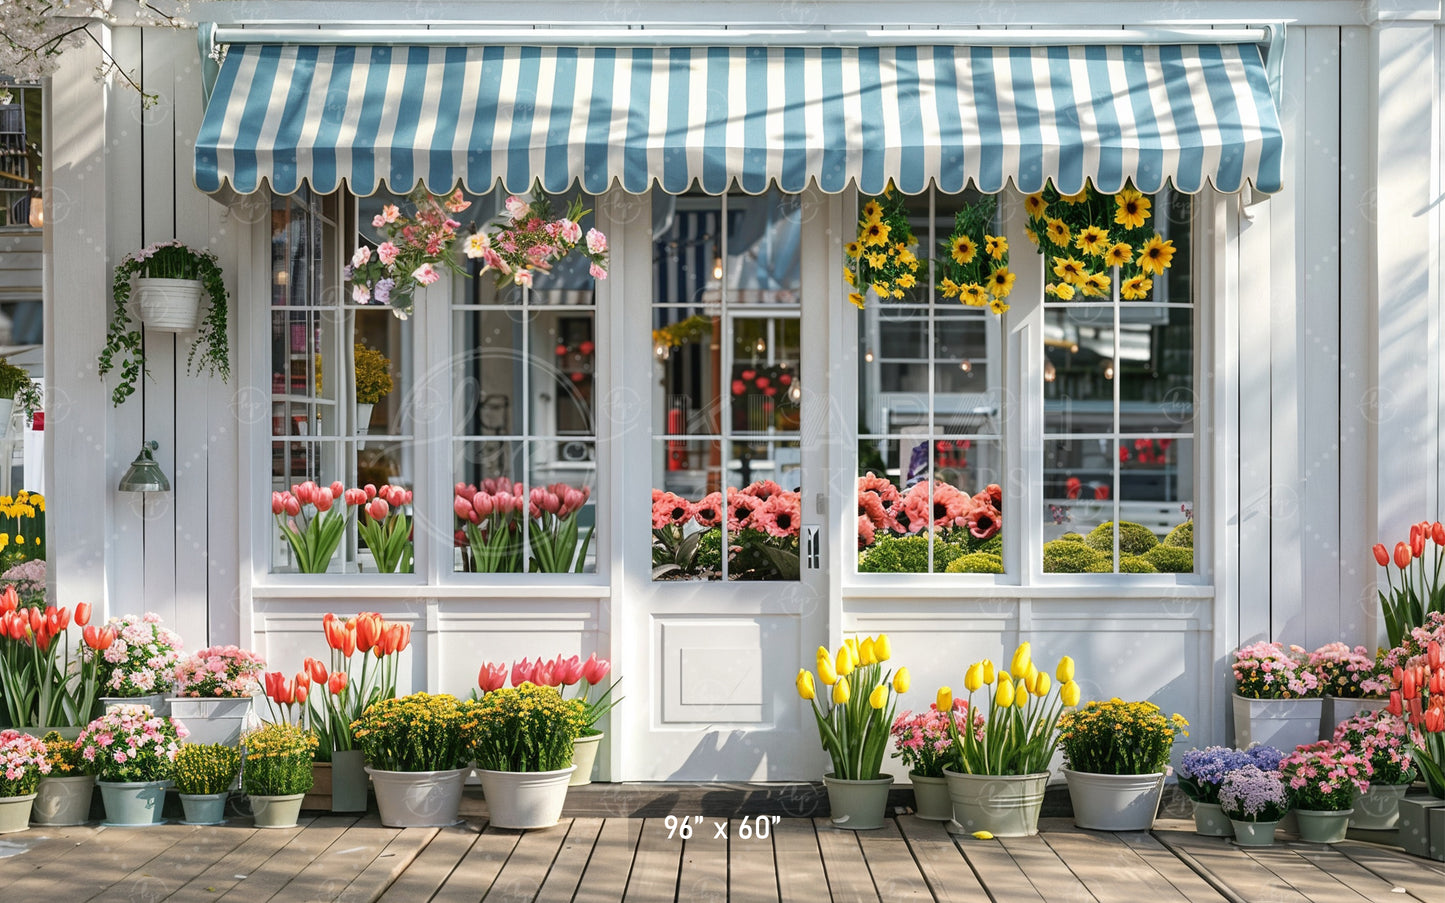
[118,441,170,492]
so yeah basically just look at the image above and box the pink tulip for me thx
[533,658,556,686]
[582,653,612,685]
[367,498,390,521]
[365,483,378,500]
[314,487,334,513]
[554,654,583,686]
[284,496,301,517]
[512,657,536,686]
[454,496,476,523]
[473,492,494,518]
[330,480,345,499]
[295,481,316,505]
[477,662,507,693]
[271,492,285,515]
[344,488,367,506]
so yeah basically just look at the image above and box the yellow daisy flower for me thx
[1104,242,1134,267]
[843,268,856,286]
[1024,193,1047,218]
[873,283,891,297]
[984,235,1008,259]
[1059,188,1090,204]
[862,220,891,247]
[989,297,1010,315]
[897,248,917,268]
[1120,275,1154,300]
[897,272,917,289]
[1051,256,1086,285]
[951,235,977,265]
[1114,188,1151,229]
[1044,218,1070,246]
[987,268,1016,299]
[1079,273,1112,297]
[867,252,887,269]
[1074,226,1109,256]
[848,292,867,309]
[959,283,988,307]
[861,199,883,223]
[939,277,961,299]
[1138,235,1176,275]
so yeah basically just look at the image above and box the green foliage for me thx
[1143,545,1195,573]
[352,692,476,772]
[1058,699,1189,775]
[1119,556,1159,573]
[945,552,1005,574]
[857,534,963,573]
[1058,532,1085,543]
[0,358,31,400]
[1042,540,1111,573]
[353,343,394,404]
[469,684,586,773]
[174,743,242,795]
[241,723,317,795]
[955,530,1003,557]
[1164,521,1194,549]
[1084,521,1159,556]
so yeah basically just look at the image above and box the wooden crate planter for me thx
[302,762,334,811]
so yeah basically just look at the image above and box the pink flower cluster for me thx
[1278,740,1372,810]
[1232,641,1321,700]
[857,474,1001,548]
[529,483,590,520]
[75,704,187,783]
[465,193,609,286]
[86,612,184,696]
[1309,642,1386,698]
[477,652,613,693]
[1379,612,1445,677]
[172,645,267,699]
[0,729,50,795]
[1333,710,1415,785]
[271,479,369,518]
[360,483,414,524]
[454,478,527,526]
[348,189,471,318]
[651,481,801,539]
[890,701,985,778]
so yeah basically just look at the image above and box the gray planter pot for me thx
[1351,782,1410,830]
[1320,696,1386,741]
[250,792,305,829]
[570,732,603,787]
[1398,794,1445,858]
[1230,818,1279,846]
[1192,801,1233,836]
[167,697,253,747]
[0,793,36,833]
[943,769,1048,838]
[908,773,953,821]
[31,774,95,826]
[1061,768,1165,831]
[368,767,469,828]
[1231,693,1322,751]
[822,773,894,831]
[1295,808,1352,843]
[330,750,369,813]
[179,792,230,826]
[98,780,167,826]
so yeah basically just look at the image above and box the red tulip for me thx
[1430,705,1445,734]
[295,684,309,705]
[27,606,41,633]
[295,670,311,692]
[328,671,347,695]
[512,657,536,686]
[271,492,285,515]
[330,480,345,500]
[305,656,328,684]
[1405,668,1419,700]
[4,612,24,640]
[367,498,389,522]
[554,655,583,686]
[356,614,382,654]
[582,653,612,686]
[1396,542,1412,569]
[1414,531,1426,559]
[75,602,92,627]
[1435,522,1445,546]
[0,586,15,614]
[1389,690,1404,717]
[478,662,507,693]
[340,628,356,657]
[1432,642,1443,672]
[395,623,411,653]
[1374,543,1390,567]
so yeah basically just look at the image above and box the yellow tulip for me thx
[937,686,953,712]
[1056,656,1075,684]
[796,669,816,700]
[996,678,1015,709]
[964,662,984,693]
[1025,663,1040,694]
[860,638,877,666]
[833,677,851,706]
[1061,680,1081,707]
[1033,673,1051,697]
[1015,678,1028,706]
[869,684,888,709]
[874,634,892,662]
[997,669,1011,688]
[893,667,911,693]
[818,656,838,686]
[817,645,831,669]
[836,646,855,677]
[844,638,859,664]
[1011,642,1032,677]
[981,660,995,685]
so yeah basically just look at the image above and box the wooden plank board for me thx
[770,814,828,903]
[1241,847,1378,903]
[429,824,523,902]
[1294,845,1422,903]
[1335,841,1445,903]
[676,815,728,900]
[622,818,684,903]
[1153,828,1312,903]
[1113,829,1230,903]
[853,819,932,900]
[812,818,880,903]
[213,816,355,903]
[1037,823,1189,902]
[534,817,605,903]
[161,820,314,902]
[87,821,256,902]
[996,831,1097,903]
[728,817,781,903]
[952,832,1047,903]
[376,823,484,903]
[0,824,107,869]
[481,819,572,902]
[4,822,202,899]
[894,815,991,902]
[335,827,440,903]
[266,819,401,902]
[573,818,644,903]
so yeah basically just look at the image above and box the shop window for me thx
[451,189,600,574]
[855,190,1006,575]
[0,84,41,229]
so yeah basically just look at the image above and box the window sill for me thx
[251,582,611,599]
[840,581,1213,600]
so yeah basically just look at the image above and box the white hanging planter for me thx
[134,277,203,332]
[356,402,375,450]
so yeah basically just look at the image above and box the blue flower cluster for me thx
[1177,744,1283,804]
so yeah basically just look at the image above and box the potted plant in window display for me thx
[1310,642,1389,738]
[168,645,266,747]
[467,684,584,830]
[30,730,95,826]
[1333,710,1415,830]
[1231,641,1323,751]
[1176,744,1284,836]
[1218,763,1291,846]
[271,481,368,573]
[0,358,36,440]
[793,635,909,830]
[91,611,184,716]
[1056,698,1189,831]
[890,698,983,821]
[356,484,415,574]
[0,730,48,833]
[1279,740,1373,843]
[346,189,474,320]
[353,692,477,828]
[455,480,525,573]
[241,722,317,829]
[100,240,231,407]
[1371,525,1445,649]
[352,343,392,450]
[939,644,1080,837]
[76,704,186,827]
[174,743,242,826]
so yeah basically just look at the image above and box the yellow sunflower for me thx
[897,247,918,268]
[984,235,1008,260]
[1051,256,1086,285]
[1120,275,1154,300]
[897,272,917,289]
[1046,282,1076,301]
[939,277,961,299]
[843,268,856,286]
[951,234,978,265]
[861,199,884,223]
[989,297,1010,315]
[1079,272,1112,297]
[862,220,892,247]
[987,267,1016,299]
[848,292,867,309]
[873,283,891,298]
[1044,217,1070,246]
[1104,242,1134,267]
[1114,188,1151,229]
[1024,193,1047,218]
[1025,227,1040,246]
[1074,226,1109,256]
[845,241,862,258]
[1059,188,1090,204]
[1138,236,1176,275]
[959,283,988,307]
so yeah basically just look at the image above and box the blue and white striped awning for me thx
[194,42,1283,197]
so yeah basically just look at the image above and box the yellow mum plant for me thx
[1056,698,1189,775]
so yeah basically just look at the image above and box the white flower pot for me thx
[1295,807,1353,843]
[356,402,374,449]
[475,766,575,830]
[249,792,305,829]
[167,696,253,747]
[1231,693,1322,752]
[367,767,469,828]
[1061,768,1166,831]
[1351,782,1411,830]
[31,775,94,826]
[0,793,37,833]
[1321,696,1386,741]
[135,277,202,332]
[100,695,170,718]
[943,769,1049,837]
[570,732,603,786]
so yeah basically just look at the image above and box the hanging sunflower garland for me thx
[935,195,1014,315]
[1024,182,1175,301]
[845,189,921,309]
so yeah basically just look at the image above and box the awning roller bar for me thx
[207,24,1272,51]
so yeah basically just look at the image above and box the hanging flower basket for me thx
[134,277,203,331]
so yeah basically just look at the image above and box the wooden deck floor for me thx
[3,814,1443,902]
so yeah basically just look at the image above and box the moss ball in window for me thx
[944,552,1005,574]
[1143,544,1194,573]
[959,531,1003,557]
[1084,521,1159,556]
[1043,540,1112,573]
[858,535,963,573]
[695,529,722,572]
[1058,532,1085,543]
[1164,521,1194,549]
[1119,556,1159,573]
